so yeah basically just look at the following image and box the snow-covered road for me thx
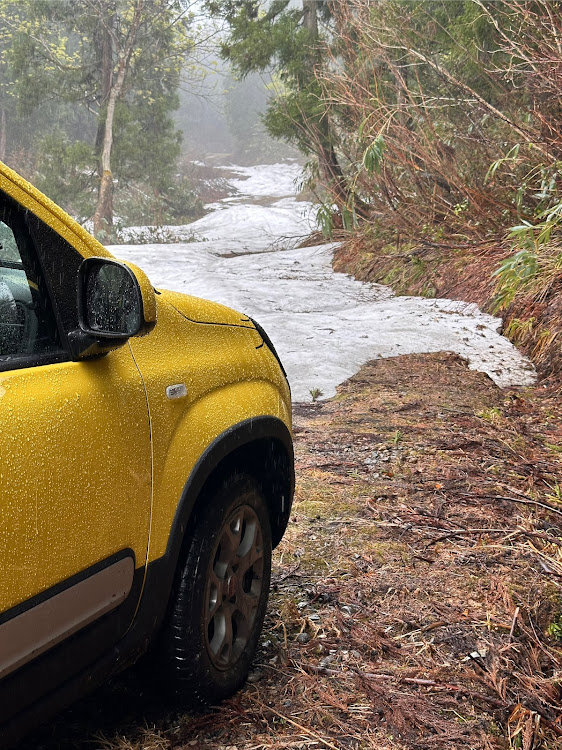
[113,162,535,401]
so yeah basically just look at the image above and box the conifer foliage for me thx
[210,0,562,243]
[0,0,193,233]
[206,0,357,210]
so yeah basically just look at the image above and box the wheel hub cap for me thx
[204,503,264,671]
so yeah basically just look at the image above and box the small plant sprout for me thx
[548,615,562,641]
[477,406,502,423]
[316,203,335,239]
[546,481,562,504]
[309,387,324,402]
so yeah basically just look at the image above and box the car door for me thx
[0,191,152,709]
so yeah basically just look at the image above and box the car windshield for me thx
[0,221,23,265]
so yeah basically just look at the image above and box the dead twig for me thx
[459,492,562,518]
[275,561,302,582]
[246,694,342,750]
[303,664,507,709]
[424,527,562,547]
[508,606,520,642]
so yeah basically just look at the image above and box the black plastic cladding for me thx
[26,210,83,343]
[249,316,289,382]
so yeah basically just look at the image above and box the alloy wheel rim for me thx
[204,503,264,671]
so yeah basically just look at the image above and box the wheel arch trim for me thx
[135,416,294,650]
[166,414,294,559]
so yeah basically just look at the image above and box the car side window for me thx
[0,202,62,365]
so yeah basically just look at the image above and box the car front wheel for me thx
[162,475,272,706]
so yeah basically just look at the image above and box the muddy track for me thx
[23,352,562,750]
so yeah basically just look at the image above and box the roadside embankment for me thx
[332,232,562,385]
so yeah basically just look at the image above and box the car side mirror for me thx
[69,257,157,359]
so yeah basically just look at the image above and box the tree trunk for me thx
[93,85,118,235]
[301,1,366,215]
[318,143,348,205]
[302,0,318,36]
[93,1,143,235]
[302,0,342,203]
[94,17,114,155]
[0,108,6,162]
[318,141,370,218]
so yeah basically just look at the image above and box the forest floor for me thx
[26,352,562,750]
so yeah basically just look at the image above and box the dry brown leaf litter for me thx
[22,352,562,750]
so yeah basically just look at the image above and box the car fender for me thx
[128,400,292,654]
[147,378,292,565]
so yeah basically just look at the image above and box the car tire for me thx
[162,474,272,706]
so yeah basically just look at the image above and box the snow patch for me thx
[112,162,536,401]
[220,162,304,198]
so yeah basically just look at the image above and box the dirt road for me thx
[24,353,562,750]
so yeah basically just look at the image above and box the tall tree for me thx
[0,1,25,162]
[206,0,354,209]
[5,0,193,234]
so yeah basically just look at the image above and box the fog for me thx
[175,67,299,165]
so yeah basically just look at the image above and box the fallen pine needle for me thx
[246,694,342,750]
[462,492,562,518]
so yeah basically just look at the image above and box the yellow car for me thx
[0,161,293,745]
